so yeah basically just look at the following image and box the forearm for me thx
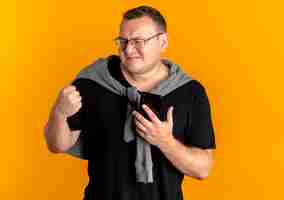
[158,137,214,180]
[44,108,80,153]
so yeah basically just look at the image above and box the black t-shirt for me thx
[67,56,216,200]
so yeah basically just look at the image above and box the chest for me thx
[88,88,193,144]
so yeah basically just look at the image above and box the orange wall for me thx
[3,0,284,199]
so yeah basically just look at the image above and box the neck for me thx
[121,61,169,92]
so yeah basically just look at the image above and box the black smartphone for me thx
[137,92,167,121]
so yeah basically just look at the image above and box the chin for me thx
[122,60,145,73]
[124,64,144,74]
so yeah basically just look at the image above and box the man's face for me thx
[118,16,168,75]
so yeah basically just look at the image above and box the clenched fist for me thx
[53,85,82,118]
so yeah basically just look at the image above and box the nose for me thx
[123,40,136,55]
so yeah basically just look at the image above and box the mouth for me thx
[126,56,140,59]
[126,57,141,61]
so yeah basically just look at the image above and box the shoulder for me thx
[168,79,207,98]
[166,79,211,110]
[187,80,208,98]
[186,80,211,107]
[71,78,101,98]
[187,79,206,92]
[71,55,120,91]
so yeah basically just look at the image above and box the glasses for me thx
[114,32,164,50]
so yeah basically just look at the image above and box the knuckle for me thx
[69,85,76,90]
[74,90,80,96]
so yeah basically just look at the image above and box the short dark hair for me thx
[122,5,167,32]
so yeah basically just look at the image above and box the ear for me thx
[159,33,168,52]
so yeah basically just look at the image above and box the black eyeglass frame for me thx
[114,32,164,50]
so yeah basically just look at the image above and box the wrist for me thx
[158,134,177,152]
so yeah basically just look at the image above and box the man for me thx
[44,5,216,200]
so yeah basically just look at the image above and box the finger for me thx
[72,96,82,103]
[63,85,77,93]
[73,90,81,96]
[167,106,174,127]
[135,126,146,139]
[67,93,80,104]
[73,102,82,111]
[142,104,161,124]
[69,91,81,99]
[134,118,148,132]
[133,111,152,128]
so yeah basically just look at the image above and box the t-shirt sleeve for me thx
[185,80,216,149]
[66,78,97,160]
